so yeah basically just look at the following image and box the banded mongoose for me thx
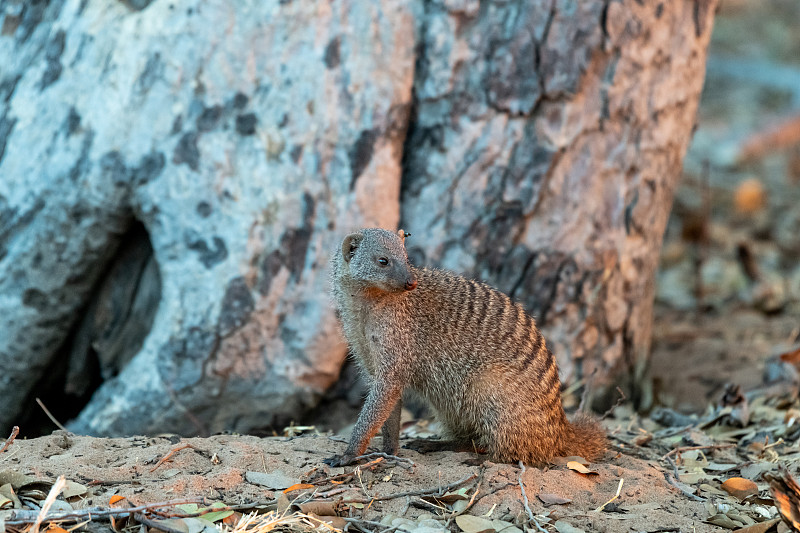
[325,228,606,466]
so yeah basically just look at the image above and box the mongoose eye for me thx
[377,257,389,266]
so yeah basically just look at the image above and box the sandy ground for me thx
[0,430,724,533]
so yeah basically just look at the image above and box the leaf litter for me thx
[0,366,798,533]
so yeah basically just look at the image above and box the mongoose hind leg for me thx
[381,400,402,455]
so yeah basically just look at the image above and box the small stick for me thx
[6,497,207,525]
[134,512,186,533]
[336,473,478,504]
[662,472,704,502]
[0,425,19,455]
[517,462,534,522]
[661,443,736,460]
[150,443,195,472]
[32,475,67,533]
[601,387,627,420]
[352,452,415,467]
[345,517,413,533]
[447,484,480,520]
[315,486,349,499]
[36,399,70,433]
[594,478,624,512]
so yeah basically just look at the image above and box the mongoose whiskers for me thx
[325,228,606,466]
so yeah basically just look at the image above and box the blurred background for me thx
[651,0,800,413]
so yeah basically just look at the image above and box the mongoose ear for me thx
[397,229,411,245]
[342,233,364,262]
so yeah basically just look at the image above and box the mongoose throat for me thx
[326,228,606,466]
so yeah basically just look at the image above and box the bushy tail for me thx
[562,412,607,462]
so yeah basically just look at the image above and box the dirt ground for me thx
[0,427,771,533]
[1,343,798,533]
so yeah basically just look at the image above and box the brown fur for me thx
[325,228,606,466]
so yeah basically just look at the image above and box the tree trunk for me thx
[0,0,716,436]
[402,0,718,407]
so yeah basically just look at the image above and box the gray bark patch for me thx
[196,201,212,218]
[135,52,163,94]
[22,288,48,310]
[197,105,222,132]
[40,29,66,89]
[323,36,341,69]
[173,131,199,170]
[100,150,128,186]
[16,1,51,44]
[0,114,17,163]
[63,107,81,137]
[348,128,378,189]
[0,75,20,102]
[185,232,228,268]
[69,129,95,181]
[131,151,165,185]
[120,0,154,11]
[235,113,257,135]
[218,276,255,337]
[232,92,249,109]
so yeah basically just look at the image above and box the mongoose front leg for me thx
[324,381,402,467]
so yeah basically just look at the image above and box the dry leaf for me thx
[554,520,586,533]
[295,502,339,517]
[491,519,522,533]
[310,514,347,529]
[245,471,296,490]
[734,178,766,214]
[732,518,781,533]
[537,493,572,506]
[567,461,598,476]
[109,494,126,505]
[283,483,314,494]
[61,480,88,499]
[721,477,759,500]
[455,514,496,533]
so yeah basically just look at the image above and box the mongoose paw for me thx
[323,454,356,467]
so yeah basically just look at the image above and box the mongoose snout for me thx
[326,227,607,467]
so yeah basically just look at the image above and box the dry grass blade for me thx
[223,510,342,533]
[32,475,66,533]
[36,399,70,433]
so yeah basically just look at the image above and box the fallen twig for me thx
[662,471,704,502]
[0,425,19,455]
[601,387,627,420]
[150,443,196,472]
[134,512,186,533]
[517,463,547,533]
[352,452,415,467]
[594,478,624,512]
[661,443,736,460]
[345,517,413,533]
[517,462,534,522]
[5,497,207,526]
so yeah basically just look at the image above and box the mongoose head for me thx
[340,228,418,293]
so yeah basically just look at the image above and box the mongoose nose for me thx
[405,277,418,291]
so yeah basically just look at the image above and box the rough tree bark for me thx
[0,0,716,436]
[401,0,718,406]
